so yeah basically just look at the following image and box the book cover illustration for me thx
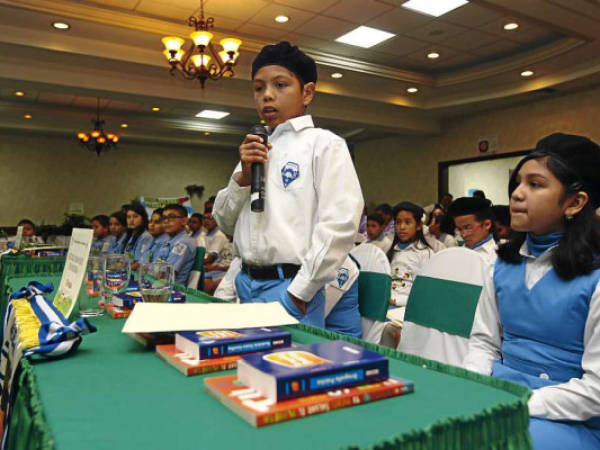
[156,344,238,376]
[237,340,389,402]
[176,327,292,360]
[205,374,413,427]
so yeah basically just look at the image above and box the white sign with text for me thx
[53,228,94,319]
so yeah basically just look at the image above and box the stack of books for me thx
[205,340,414,427]
[156,327,292,376]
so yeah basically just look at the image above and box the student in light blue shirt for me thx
[144,208,169,263]
[123,203,153,271]
[90,215,115,255]
[156,204,196,285]
[108,211,127,254]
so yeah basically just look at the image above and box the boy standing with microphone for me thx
[214,41,363,328]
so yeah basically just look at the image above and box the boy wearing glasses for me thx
[156,204,197,284]
[448,197,497,264]
[213,41,363,328]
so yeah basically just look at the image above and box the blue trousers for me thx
[235,271,325,328]
[325,279,362,338]
[529,418,600,450]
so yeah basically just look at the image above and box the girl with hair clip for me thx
[108,211,127,254]
[123,203,153,271]
[464,133,600,449]
[388,202,443,307]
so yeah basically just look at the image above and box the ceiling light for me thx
[77,98,119,156]
[402,0,468,17]
[120,123,128,128]
[335,26,395,48]
[52,21,70,30]
[161,0,242,89]
[14,91,25,97]
[503,22,519,31]
[275,15,289,23]
[204,131,211,136]
[195,110,230,119]
[151,107,161,111]
[23,114,32,119]
[406,87,419,93]
[331,72,343,79]
[521,70,534,77]
[427,52,440,59]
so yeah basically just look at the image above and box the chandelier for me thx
[161,0,242,88]
[77,98,119,156]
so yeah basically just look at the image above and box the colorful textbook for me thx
[237,340,389,403]
[205,374,413,427]
[175,328,292,360]
[157,345,238,376]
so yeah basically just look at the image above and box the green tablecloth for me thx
[5,274,532,450]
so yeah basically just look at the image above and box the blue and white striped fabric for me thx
[7,281,97,358]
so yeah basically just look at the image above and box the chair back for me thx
[399,247,486,366]
[187,246,206,290]
[349,243,392,344]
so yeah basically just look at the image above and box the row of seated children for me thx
[90,203,196,285]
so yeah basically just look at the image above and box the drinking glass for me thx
[80,256,105,317]
[139,262,174,303]
[103,254,131,303]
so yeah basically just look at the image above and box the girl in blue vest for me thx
[123,203,153,271]
[464,133,600,449]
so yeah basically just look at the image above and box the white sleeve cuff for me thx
[287,272,322,302]
[528,390,546,418]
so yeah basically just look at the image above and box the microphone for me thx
[249,124,268,212]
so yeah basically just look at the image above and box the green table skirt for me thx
[5,275,532,450]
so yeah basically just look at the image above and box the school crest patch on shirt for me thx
[281,162,300,188]
[172,242,187,256]
[337,268,350,287]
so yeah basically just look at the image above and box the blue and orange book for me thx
[156,344,238,376]
[175,328,292,360]
[111,289,186,308]
[237,340,389,403]
[205,374,413,427]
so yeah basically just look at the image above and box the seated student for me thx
[144,208,169,263]
[464,133,600,450]
[365,213,393,253]
[424,192,454,216]
[491,205,512,243]
[108,211,127,253]
[123,203,153,271]
[90,215,114,255]
[203,212,233,294]
[374,203,395,237]
[448,197,497,264]
[358,205,368,235]
[388,202,443,307]
[156,204,196,285]
[9,219,44,247]
[188,213,205,247]
[323,256,362,338]
[426,205,457,247]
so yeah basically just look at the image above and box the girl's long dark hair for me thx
[387,209,431,262]
[498,151,600,279]
[124,203,149,251]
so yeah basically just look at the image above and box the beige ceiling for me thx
[1,0,600,145]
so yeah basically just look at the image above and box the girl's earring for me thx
[566,214,574,221]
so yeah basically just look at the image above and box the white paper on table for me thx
[121,302,299,334]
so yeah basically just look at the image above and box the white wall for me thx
[0,130,238,226]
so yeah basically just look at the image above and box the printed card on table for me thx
[53,228,94,319]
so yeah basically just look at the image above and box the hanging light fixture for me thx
[77,98,119,156]
[161,0,242,88]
